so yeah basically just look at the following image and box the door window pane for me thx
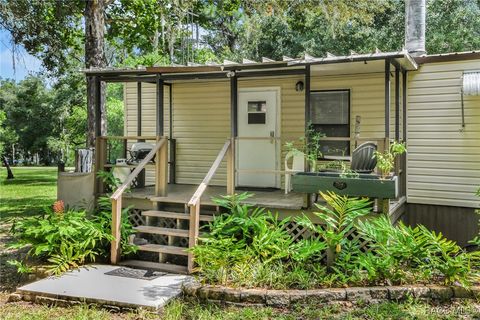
[247,100,266,124]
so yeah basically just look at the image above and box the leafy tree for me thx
[0,76,58,163]
[0,0,106,147]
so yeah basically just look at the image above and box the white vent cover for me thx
[463,72,480,95]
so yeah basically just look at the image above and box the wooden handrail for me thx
[187,139,233,273]
[102,135,160,140]
[187,139,231,206]
[110,138,167,201]
[110,137,167,264]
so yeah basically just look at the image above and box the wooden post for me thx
[227,138,235,195]
[381,137,391,213]
[155,136,168,197]
[187,202,200,273]
[111,197,122,264]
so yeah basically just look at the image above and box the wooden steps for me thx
[125,201,216,274]
[142,210,214,222]
[137,243,188,256]
[119,260,188,274]
[134,226,189,237]
[150,196,217,207]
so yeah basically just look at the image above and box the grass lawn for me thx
[0,167,58,221]
[0,167,479,319]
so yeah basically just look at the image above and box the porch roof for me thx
[83,49,418,81]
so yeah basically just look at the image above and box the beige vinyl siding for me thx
[172,81,230,185]
[124,72,398,188]
[124,82,170,185]
[311,72,402,143]
[407,59,480,208]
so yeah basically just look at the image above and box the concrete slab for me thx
[17,264,191,310]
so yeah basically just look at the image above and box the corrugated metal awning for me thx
[463,71,480,95]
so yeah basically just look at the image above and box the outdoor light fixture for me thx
[295,80,304,92]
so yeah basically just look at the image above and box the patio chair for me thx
[284,150,305,194]
[350,141,377,173]
[321,141,377,173]
[126,142,155,164]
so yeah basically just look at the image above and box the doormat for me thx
[235,187,279,192]
[104,267,166,280]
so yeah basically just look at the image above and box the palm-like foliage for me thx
[296,191,372,265]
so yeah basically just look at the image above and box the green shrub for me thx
[9,203,113,275]
[296,191,372,267]
[192,192,480,289]
[190,193,325,288]
[469,187,480,247]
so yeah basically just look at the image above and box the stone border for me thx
[182,282,480,307]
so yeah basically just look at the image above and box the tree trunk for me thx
[2,156,14,179]
[85,0,107,148]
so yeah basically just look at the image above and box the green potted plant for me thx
[285,123,324,171]
[373,141,407,179]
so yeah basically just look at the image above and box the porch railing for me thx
[186,138,234,273]
[95,135,168,264]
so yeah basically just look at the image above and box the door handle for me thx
[270,131,275,144]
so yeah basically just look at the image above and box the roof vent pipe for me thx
[405,0,426,56]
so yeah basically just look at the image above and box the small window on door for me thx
[310,90,350,157]
[247,101,267,124]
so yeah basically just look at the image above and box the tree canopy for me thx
[0,0,479,164]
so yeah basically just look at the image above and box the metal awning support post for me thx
[304,64,312,208]
[402,70,408,141]
[156,75,164,136]
[384,59,391,141]
[229,73,237,194]
[230,73,238,137]
[136,81,145,187]
[304,65,311,132]
[401,70,408,199]
[395,67,400,141]
[137,82,142,137]
[381,59,392,214]
[166,83,175,184]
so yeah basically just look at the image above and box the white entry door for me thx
[237,89,280,188]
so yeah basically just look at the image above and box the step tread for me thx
[137,243,188,256]
[142,210,214,222]
[134,226,189,237]
[119,260,188,274]
[149,196,217,206]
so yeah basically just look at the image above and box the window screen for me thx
[247,101,266,124]
[310,90,350,157]
[310,91,349,124]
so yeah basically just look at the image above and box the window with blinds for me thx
[310,90,350,157]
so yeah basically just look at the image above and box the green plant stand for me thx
[291,172,398,199]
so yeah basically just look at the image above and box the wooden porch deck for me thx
[124,184,306,210]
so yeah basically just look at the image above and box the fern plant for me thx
[469,187,480,247]
[9,205,114,275]
[296,191,372,267]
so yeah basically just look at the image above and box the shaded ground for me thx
[0,167,479,319]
